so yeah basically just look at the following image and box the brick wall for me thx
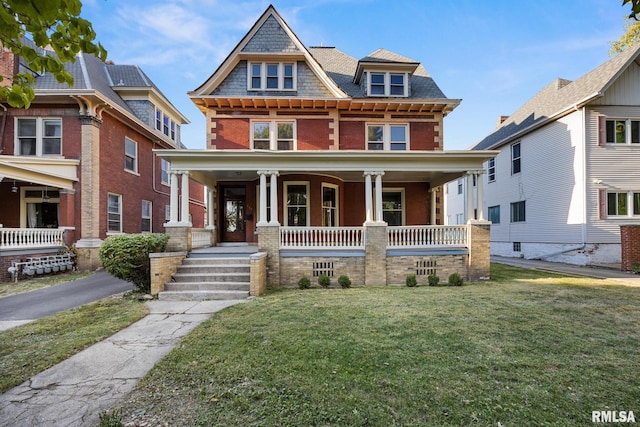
[149,251,186,295]
[386,254,467,286]
[0,48,16,87]
[297,119,332,149]
[620,225,640,271]
[0,249,64,283]
[250,252,268,295]
[339,121,365,149]
[257,224,280,286]
[212,118,250,149]
[410,122,440,150]
[280,255,365,287]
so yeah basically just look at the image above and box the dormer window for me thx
[249,62,296,91]
[366,72,408,97]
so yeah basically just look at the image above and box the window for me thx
[23,187,60,228]
[16,117,62,156]
[155,108,178,141]
[488,158,496,182]
[607,191,640,217]
[605,119,640,144]
[108,194,122,233]
[488,205,500,224]
[455,213,464,225]
[367,124,409,150]
[457,179,463,195]
[513,242,522,252]
[382,189,405,226]
[124,138,138,172]
[285,182,309,226]
[322,184,339,226]
[510,201,526,222]
[141,200,152,232]
[161,159,170,185]
[155,109,162,131]
[170,121,176,140]
[165,205,171,221]
[248,62,297,91]
[252,121,296,150]
[511,142,521,174]
[366,71,407,97]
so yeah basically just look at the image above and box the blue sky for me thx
[81,0,631,150]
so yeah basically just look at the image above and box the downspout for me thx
[0,103,7,154]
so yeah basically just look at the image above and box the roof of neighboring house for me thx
[473,43,640,150]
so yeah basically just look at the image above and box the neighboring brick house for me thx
[0,43,205,281]
[157,6,495,286]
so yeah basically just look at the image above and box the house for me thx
[153,5,495,290]
[461,44,640,266]
[0,42,205,282]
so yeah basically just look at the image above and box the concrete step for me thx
[158,290,249,301]
[182,257,251,266]
[172,272,250,283]
[176,265,249,274]
[164,282,250,292]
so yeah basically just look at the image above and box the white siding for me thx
[485,111,586,249]
[443,179,467,224]
[586,106,640,244]
[590,63,640,106]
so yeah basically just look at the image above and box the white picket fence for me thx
[387,225,467,248]
[0,228,66,250]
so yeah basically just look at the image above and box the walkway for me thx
[0,300,245,427]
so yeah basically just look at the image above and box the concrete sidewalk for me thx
[0,300,245,427]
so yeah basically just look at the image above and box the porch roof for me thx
[0,156,79,189]
[154,149,497,188]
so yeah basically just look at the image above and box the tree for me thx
[624,0,640,20]
[0,0,107,108]
[610,19,640,54]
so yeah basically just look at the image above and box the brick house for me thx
[0,43,205,282]
[156,6,495,289]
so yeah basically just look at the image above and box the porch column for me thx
[374,172,385,223]
[431,187,438,225]
[168,171,179,225]
[180,171,191,226]
[466,172,474,222]
[476,171,485,221]
[269,171,279,225]
[206,187,215,229]
[258,171,268,225]
[364,172,373,224]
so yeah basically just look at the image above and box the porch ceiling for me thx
[0,156,79,189]
[155,149,497,188]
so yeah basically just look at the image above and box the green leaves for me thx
[0,0,108,108]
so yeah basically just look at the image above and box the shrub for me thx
[406,274,417,287]
[632,262,640,274]
[318,274,331,288]
[298,276,311,289]
[427,274,440,287]
[99,409,123,427]
[98,233,169,293]
[448,272,464,287]
[338,275,352,288]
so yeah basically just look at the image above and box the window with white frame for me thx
[124,138,138,173]
[248,62,296,91]
[455,213,464,225]
[607,191,640,216]
[322,183,339,227]
[488,205,500,224]
[108,193,122,233]
[155,107,178,142]
[252,121,295,150]
[285,182,309,226]
[382,189,405,226]
[141,200,152,232]
[155,109,162,131]
[605,119,640,144]
[488,158,496,182]
[457,179,463,195]
[366,72,408,97]
[511,142,521,174]
[161,159,170,185]
[510,201,526,222]
[16,117,62,156]
[367,124,408,150]
[165,205,171,221]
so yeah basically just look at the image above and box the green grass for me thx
[117,264,640,426]
[0,271,95,298]
[0,294,148,393]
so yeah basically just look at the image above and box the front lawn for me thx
[118,264,640,426]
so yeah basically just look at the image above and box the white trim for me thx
[375,188,405,226]
[14,117,63,157]
[247,61,297,91]
[321,182,339,226]
[124,137,138,173]
[107,193,123,233]
[366,71,408,97]
[284,181,310,226]
[366,123,409,151]
[251,120,297,150]
[141,200,152,233]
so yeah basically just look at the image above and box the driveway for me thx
[0,270,134,331]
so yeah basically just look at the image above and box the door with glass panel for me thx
[221,186,246,242]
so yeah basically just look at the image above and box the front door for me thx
[221,186,246,242]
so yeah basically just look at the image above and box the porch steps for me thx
[158,255,252,301]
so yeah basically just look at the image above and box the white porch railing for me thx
[191,228,212,249]
[280,227,365,249]
[0,228,66,250]
[387,225,468,248]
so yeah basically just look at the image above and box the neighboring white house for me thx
[447,43,640,265]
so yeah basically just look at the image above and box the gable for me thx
[241,15,300,54]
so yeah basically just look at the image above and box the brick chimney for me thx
[0,42,18,87]
[496,115,509,127]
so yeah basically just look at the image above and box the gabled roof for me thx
[473,43,640,150]
[190,5,347,98]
